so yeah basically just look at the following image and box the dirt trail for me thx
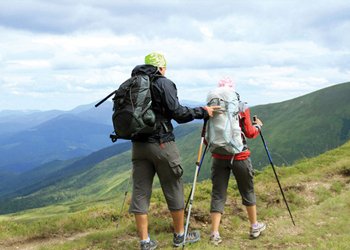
[0,231,91,250]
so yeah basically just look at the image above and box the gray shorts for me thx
[210,158,256,213]
[129,141,184,214]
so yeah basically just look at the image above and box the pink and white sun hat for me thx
[217,77,235,89]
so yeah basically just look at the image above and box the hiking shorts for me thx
[129,141,184,214]
[210,158,256,213]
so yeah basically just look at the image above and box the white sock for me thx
[211,231,220,237]
[252,222,259,228]
[140,236,150,243]
[175,232,184,237]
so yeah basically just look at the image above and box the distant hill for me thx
[0,109,65,136]
[0,114,113,173]
[0,101,114,174]
[249,81,350,168]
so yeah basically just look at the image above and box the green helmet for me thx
[144,52,167,67]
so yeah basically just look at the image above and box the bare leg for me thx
[210,212,222,233]
[246,205,257,225]
[135,214,148,240]
[171,209,184,234]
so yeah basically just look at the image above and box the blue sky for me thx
[0,0,349,111]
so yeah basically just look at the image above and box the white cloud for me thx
[0,0,349,110]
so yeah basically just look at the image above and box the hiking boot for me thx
[250,222,266,239]
[173,230,200,247]
[140,239,157,250]
[210,234,222,246]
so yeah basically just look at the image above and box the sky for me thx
[0,0,349,111]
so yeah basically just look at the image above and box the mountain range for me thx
[0,82,349,214]
[0,102,113,174]
[0,99,203,175]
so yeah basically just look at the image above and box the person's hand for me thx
[253,115,263,127]
[203,105,221,117]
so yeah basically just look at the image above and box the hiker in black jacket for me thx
[129,52,219,250]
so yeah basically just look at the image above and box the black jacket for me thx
[131,64,208,143]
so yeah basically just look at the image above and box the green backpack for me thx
[95,74,156,142]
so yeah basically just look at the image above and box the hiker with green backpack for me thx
[205,77,266,245]
[126,52,220,250]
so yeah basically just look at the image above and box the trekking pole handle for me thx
[253,115,263,131]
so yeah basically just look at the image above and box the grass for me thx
[0,141,350,249]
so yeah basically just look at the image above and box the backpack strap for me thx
[226,112,244,153]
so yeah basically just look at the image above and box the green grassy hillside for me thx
[0,151,132,214]
[0,141,132,200]
[0,140,349,249]
[249,81,350,168]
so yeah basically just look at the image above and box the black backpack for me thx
[95,74,156,142]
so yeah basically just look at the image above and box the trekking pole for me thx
[116,170,132,229]
[184,144,208,212]
[95,90,116,107]
[253,116,296,226]
[183,120,208,248]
